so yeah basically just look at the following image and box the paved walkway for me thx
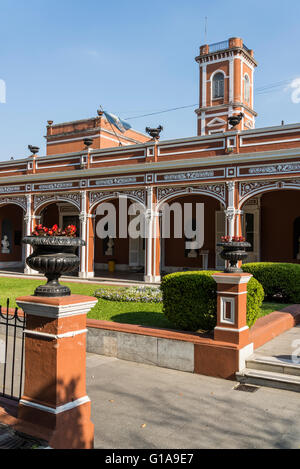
[87,354,300,449]
[256,324,300,360]
[1,333,300,448]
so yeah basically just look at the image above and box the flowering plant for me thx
[31,224,77,237]
[95,286,162,303]
[221,235,246,243]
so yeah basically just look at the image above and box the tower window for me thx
[212,72,224,99]
[244,74,250,104]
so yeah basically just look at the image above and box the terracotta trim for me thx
[250,305,300,349]
[16,294,97,306]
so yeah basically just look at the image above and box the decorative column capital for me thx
[79,211,87,224]
[226,181,235,191]
[224,207,237,221]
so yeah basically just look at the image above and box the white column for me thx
[225,181,236,239]
[152,209,161,283]
[229,55,234,104]
[202,64,207,107]
[24,194,35,274]
[79,191,88,278]
[85,213,95,278]
[144,186,153,283]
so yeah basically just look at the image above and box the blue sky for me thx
[0,0,300,161]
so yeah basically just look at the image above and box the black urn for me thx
[23,236,85,297]
[228,113,244,128]
[217,241,251,273]
[145,125,163,140]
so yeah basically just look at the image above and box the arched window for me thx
[244,74,250,103]
[212,72,224,99]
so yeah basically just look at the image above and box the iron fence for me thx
[208,40,229,53]
[0,300,26,401]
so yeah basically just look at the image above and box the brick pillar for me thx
[212,273,252,347]
[15,294,97,449]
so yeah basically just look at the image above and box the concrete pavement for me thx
[87,353,300,449]
[1,333,300,449]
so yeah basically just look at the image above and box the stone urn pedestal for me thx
[217,241,251,273]
[23,236,85,297]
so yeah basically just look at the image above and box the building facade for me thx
[0,37,299,282]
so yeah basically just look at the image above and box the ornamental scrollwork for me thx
[157,183,226,203]
[89,189,146,208]
[33,193,81,211]
[248,163,300,175]
[239,181,273,199]
[239,179,300,202]
[0,196,27,211]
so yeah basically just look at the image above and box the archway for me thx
[35,201,80,234]
[0,203,25,269]
[89,195,146,278]
[157,193,225,273]
[241,189,300,263]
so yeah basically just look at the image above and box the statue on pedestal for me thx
[105,238,114,256]
[1,235,10,254]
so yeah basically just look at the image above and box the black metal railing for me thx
[208,40,229,53]
[0,300,26,401]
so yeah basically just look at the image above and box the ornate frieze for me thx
[239,181,272,199]
[89,175,145,188]
[33,182,76,191]
[93,177,137,186]
[239,179,300,204]
[238,162,300,177]
[0,196,27,211]
[155,168,225,183]
[89,189,146,208]
[33,193,81,211]
[157,183,226,203]
[0,185,23,194]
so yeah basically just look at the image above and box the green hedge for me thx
[161,271,264,331]
[242,262,300,303]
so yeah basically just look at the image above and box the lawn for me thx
[0,276,292,330]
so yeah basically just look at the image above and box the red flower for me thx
[31,223,77,238]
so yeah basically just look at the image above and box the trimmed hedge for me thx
[242,262,300,303]
[161,270,264,331]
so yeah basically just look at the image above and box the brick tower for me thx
[195,37,257,136]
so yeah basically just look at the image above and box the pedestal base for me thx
[16,400,94,449]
